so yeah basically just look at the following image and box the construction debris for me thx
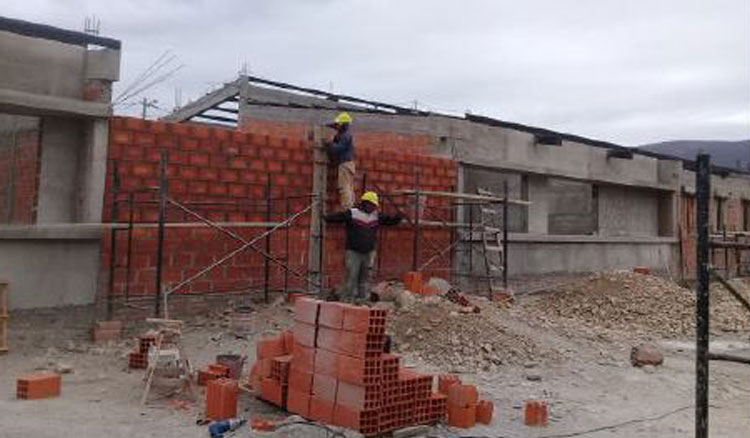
[390,297,557,370]
[521,271,750,339]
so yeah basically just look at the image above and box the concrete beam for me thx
[0,224,103,240]
[0,88,110,118]
[246,84,364,111]
[162,78,241,122]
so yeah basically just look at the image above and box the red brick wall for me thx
[0,127,41,224]
[242,118,434,154]
[104,117,456,297]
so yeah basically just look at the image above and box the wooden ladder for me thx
[476,188,505,295]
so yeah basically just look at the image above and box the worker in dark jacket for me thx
[325,191,403,304]
[328,112,356,209]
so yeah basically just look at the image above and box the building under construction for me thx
[1,16,749,316]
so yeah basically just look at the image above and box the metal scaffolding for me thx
[694,153,750,438]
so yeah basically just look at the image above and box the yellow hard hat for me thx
[334,112,353,125]
[361,191,379,207]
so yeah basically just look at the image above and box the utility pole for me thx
[140,97,158,119]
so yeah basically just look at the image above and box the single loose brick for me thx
[318,301,346,329]
[291,343,316,372]
[287,388,311,418]
[294,298,320,325]
[312,373,338,402]
[288,365,313,393]
[292,323,317,348]
[257,335,285,359]
[16,373,61,400]
[313,348,339,377]
[260,377,285,407]
[476,400,494,424]
[309,396,335,423]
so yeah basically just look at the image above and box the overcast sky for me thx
[5,0,749,145]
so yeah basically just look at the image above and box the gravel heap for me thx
[388,297,559,371]
[521,271,750,338]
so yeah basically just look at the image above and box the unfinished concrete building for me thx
[164,76,750,284]
[1,17,749,317]
[0,17,120,309]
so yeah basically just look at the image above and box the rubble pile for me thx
[389,297,557,371]
[522,271,750,338]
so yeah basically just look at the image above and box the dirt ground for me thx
[2,274,750,438]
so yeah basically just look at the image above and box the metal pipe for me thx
[154,149,168,318]
[125,192,134,302]
[708,352,750,365]
[264,174,272,303]
[106,160,120,320]
[723,228,729,275]
[695,153,711,438]
[503,180,509,289]
[284,189,290,296]
[468,203,474,288]
[709,268,750,314]
[412,169,421,271]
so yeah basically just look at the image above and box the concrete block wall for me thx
[104,117,456,298]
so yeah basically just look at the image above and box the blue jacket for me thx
[330,128,354,163]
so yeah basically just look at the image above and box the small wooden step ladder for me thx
[476,188,506,296]
[140,318,193,405]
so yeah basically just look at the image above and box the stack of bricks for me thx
[257,298,465,436]
[252,330,294,407]
[16,373,61,400]
[197,363,230,386]
[438,374,494,428]
[128,333,157,369]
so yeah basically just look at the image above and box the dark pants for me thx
[341,250,374,304]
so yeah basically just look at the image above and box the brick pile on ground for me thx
[249,298,489,436]
[127,333,157,369]
[521,271,750,339]
[389,296,557,371]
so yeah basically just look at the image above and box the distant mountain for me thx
[639,140,750,171]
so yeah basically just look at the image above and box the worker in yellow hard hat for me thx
[325,191,404,304]
[327,112,356,209]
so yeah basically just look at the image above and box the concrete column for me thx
[83,48,119,102]
[657,160,681,237]
[526,174,549,234]
[77,118,109,222]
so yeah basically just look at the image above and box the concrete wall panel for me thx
[0,238,100,309]
[0,30,85,99]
